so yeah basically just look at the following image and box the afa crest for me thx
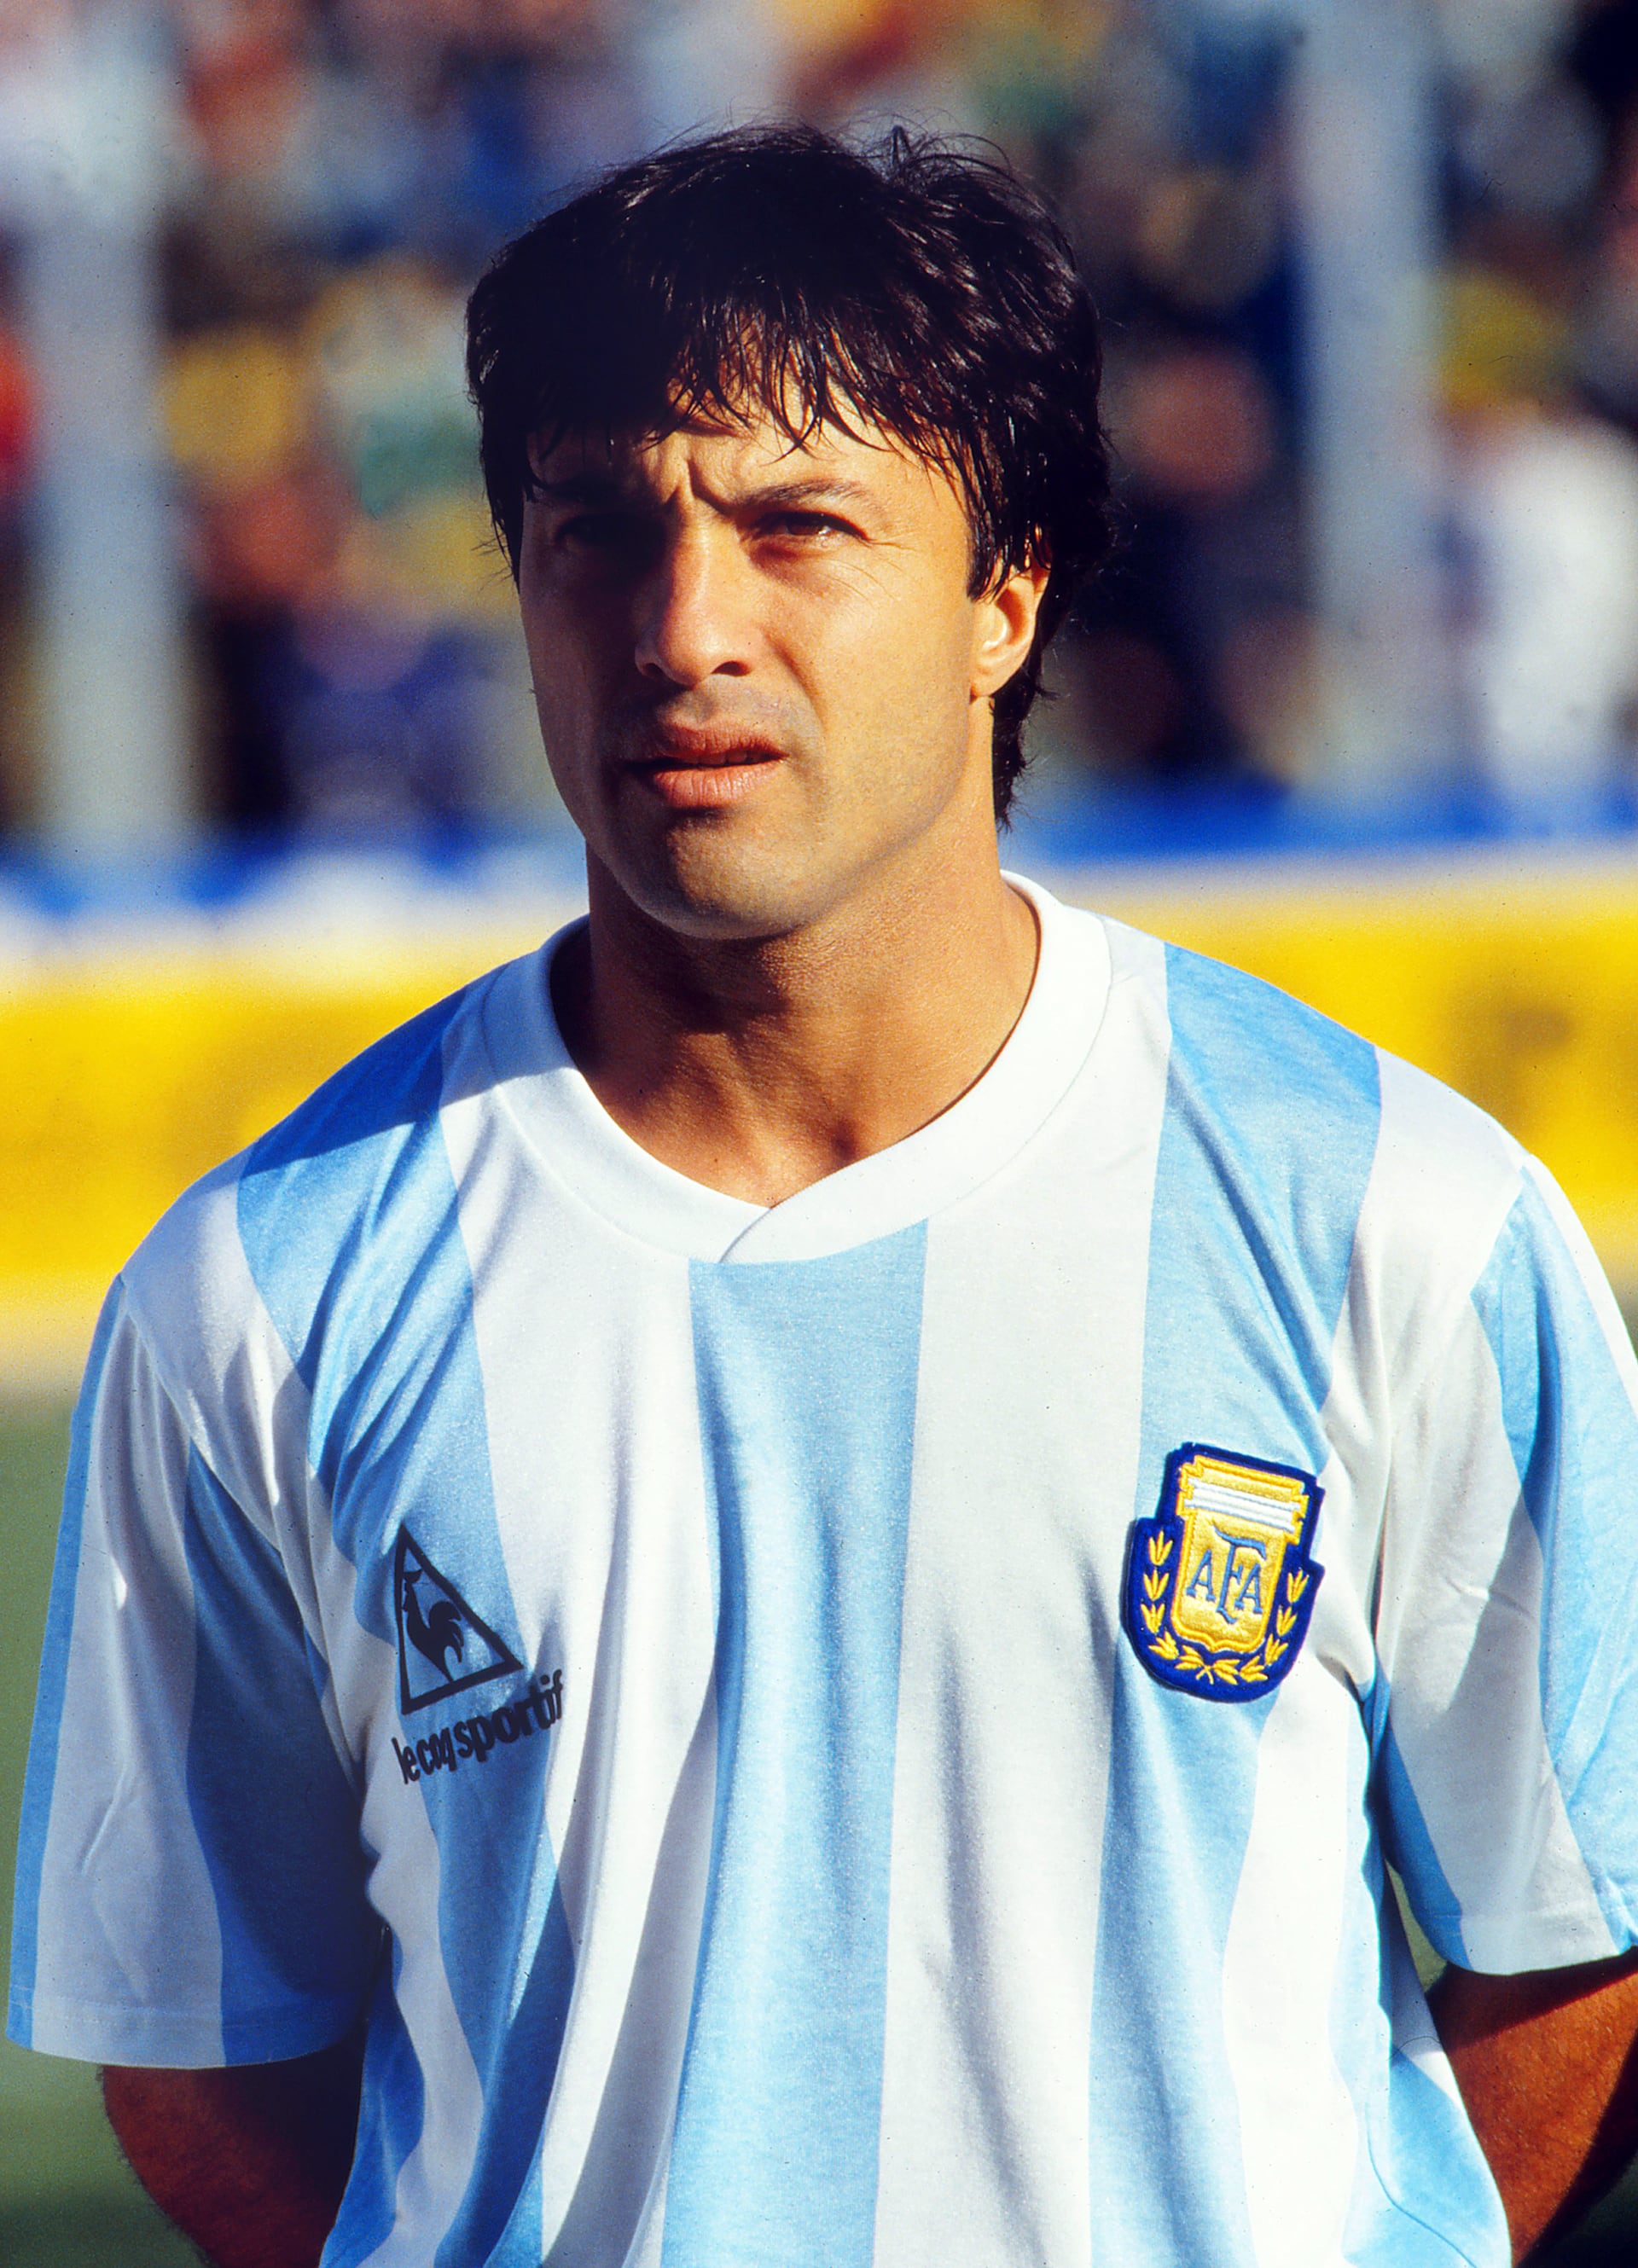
[1123,1444,1323,1702]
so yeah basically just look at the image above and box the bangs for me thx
[522,292,988,571]
[468,127,1094,588]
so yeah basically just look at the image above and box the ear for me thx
[970,558,1052,699]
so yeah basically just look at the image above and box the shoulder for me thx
[1089,914,1542,1340]
[239,976,485,1190]
[1151,926,1381,1115]
[1101,914,1518,1185]
[1094,919,1389,1194]
[119,964,512,1414]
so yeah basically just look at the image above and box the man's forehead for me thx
[527,405,933,494]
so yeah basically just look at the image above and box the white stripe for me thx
[131,1146,496,2248]
[1330,1047,1607,1960]
[441,1001,720,2261]
[128,1163,367,1803]
[1219,1656,1359,2267]
[1345,1050,1523,1442]
[28,1295,224,2062]
[355,1764,487,2268]
[870,919,1170,2268]
[1386,1918,1462,2108]
[1187,1478,1305,1528]
[1380,1296,1610,1969]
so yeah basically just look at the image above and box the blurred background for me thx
[4,0,1638,2258]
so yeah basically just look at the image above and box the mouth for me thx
[623,730,784,811]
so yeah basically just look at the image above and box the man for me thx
[11,125,1638,2268]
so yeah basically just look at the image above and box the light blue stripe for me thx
[1329,1725,1507,2268]
[661,1227,926,2268]
[1089,947,1380,2265]
[326,1943,426,2266]
[183,1449,379,2061]
[239,993,473,1573]
[8,1287,122,2045]
[236,985,572,2265]
[1350,2052,1509,2267]
[430,1847,572,2268]
[1470,1179,1638,1944]
[1373,1714,1470,1969]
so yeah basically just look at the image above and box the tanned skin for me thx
[102,2035,363,2268]
[1432,1951,1638,2259]
[95,409,1638,2262]
[518,411,1044,1203]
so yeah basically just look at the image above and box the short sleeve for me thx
[8,1279,380,2066]
[1374,1159,1638,1974]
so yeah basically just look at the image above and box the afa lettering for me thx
[392,1670,564,1785]
[1227,1543,1265,1617]
[1184,1537,1268,1621]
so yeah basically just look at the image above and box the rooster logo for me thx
[402,1562,466,1679]
[393,1529,521,1716]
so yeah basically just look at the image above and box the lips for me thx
[631,728,782,769]
[621,726,784,809]
[630,752,778,810]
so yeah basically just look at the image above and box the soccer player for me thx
[12,125,1638,2268]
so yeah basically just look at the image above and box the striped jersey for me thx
[13,876,1638,2268]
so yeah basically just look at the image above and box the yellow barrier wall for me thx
[0,937,556,1389]
[3,857,1637,1389]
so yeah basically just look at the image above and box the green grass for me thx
[1,1405,1636,2263]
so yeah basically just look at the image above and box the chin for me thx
[617,838,841,945]
[634,879,814,945]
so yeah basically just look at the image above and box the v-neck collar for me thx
[478,873,1111,1262]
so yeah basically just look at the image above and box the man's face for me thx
[517,403,1043,943]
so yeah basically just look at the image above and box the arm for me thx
[102,2032,363,2268]
[1430,1950,1638,2262]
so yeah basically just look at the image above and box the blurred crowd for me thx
[0,0,1636,845]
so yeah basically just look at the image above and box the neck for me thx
[554,838,1039,1209]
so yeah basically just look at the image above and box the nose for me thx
[632,523,752,688]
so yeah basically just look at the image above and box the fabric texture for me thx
[12,878,1638,2268]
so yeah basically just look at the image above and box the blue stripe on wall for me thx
[236,983,573,2265]
[1089,947,1380,2266]
[1470,1178,1638,1946]
[8,1288,121,2044]
[183,1449,380,2060]
[661,1226,926,2268]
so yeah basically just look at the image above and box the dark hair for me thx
[466,123,1112,821]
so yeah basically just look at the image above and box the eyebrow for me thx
[532,474,632,505]
[735,476,877,513]
[531,472,878,515]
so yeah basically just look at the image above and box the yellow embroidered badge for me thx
[1122,1444,1324,1701]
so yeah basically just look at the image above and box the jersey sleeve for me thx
[8,1279,380,2066]
[1374,1156,1638,1975]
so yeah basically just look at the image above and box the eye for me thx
[759,509,853,544]
[545,508,665,576]
[558,510,643,549]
